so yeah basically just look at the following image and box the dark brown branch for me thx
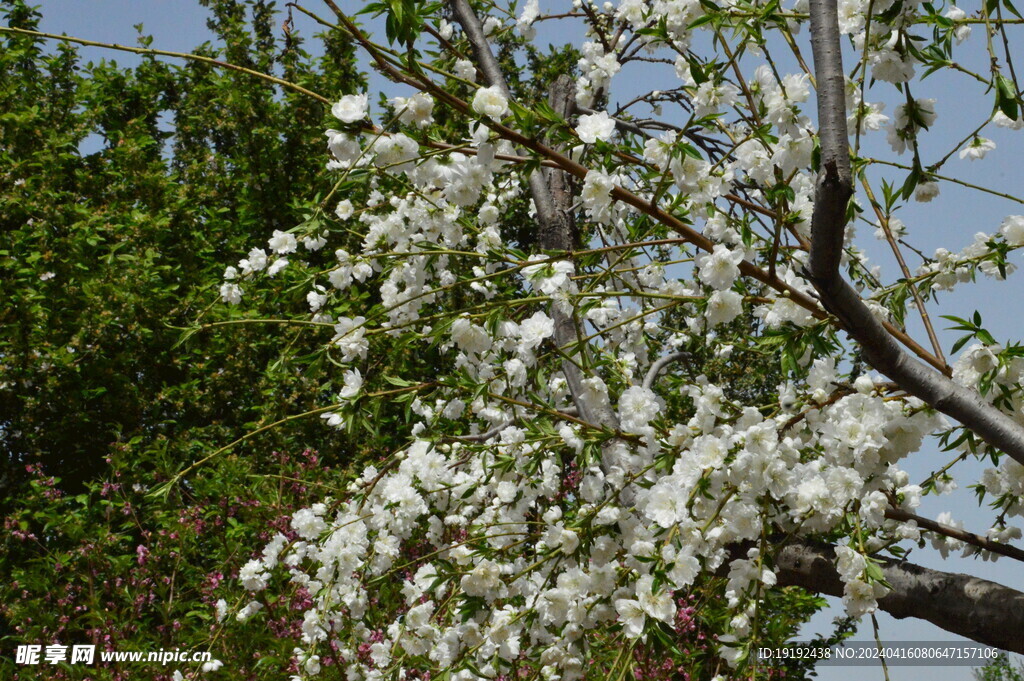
[884,507,1024,563]
[806,0,1024,465]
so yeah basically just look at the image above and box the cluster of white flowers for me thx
[212,1,1024,675]
[231,363,942,678]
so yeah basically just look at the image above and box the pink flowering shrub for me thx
[0,448,351,680]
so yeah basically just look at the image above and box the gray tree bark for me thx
[776,541,1024,653]
[806,0,1024,465]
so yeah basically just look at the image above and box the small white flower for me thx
[454,59,477,82]
[268,230,297,254]
[219,282,242,305]
[335,200,354,220]
[618,386,659,431]
[391,92,434,127]
[945,6,971,43]
[239,559,269,591]
[201,659,224,673]
[320,411,343,429]
[576,111,616,143]
[242,247,267,273]
[331,93,368,123]
[705,290,743,327]
[339,368,363,399]
[914,181,940,202]
[267,258,289,277]
[291,508,327,540]
[1000,215,1024,246]
[581,170,615,219]
[472,85,510,120]
[325,130,361,164]
[303,234,327,251]
[696,244,743,290]
[518,311,554,351]
[994,110,1024,130]
[960,137,995,161]
[614,598,646,638]
[234,602,262,622]
[306,286,328,312]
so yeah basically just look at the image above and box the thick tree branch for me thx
[806,0,1024,465]
[775,541,1024,653]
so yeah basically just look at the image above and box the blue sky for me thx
[22,1,1024,678]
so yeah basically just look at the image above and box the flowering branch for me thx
[883,507,1024,563]
[806,0,1024,465]
[449,0,618,429]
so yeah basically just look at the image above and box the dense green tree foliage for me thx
[0,0,361,496]
[1,2,370,675]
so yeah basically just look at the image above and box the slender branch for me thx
[0,26,331,104]
[450,421,511,443]
[859,177,948,371]
[884,507,1024,563]
[806,0,1024,465]
[865,158,1024,205]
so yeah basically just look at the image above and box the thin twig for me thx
[860,177,949,372]
[0,26,331,104]
[885,507,1024,563]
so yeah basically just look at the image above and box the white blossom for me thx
[332,93,369,123]
[576,111,616,143]
[472,86,510,120]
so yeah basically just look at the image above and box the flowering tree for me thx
[205,0,1024,674]
[25,0,1024,677]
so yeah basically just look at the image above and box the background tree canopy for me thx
[0,1,378,677]
[0,0,361,497]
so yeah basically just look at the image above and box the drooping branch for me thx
[774,541,1024,653]
[806,0,1024,465]
[0,26,332,104]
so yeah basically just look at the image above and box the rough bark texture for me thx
[542,76,579,252]
[806,0,1024,465]
[775,542,1024,653]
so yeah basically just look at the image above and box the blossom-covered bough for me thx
[210,0,1024,675]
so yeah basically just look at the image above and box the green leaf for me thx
[864,560,885,582]
[996,75,1019,121]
